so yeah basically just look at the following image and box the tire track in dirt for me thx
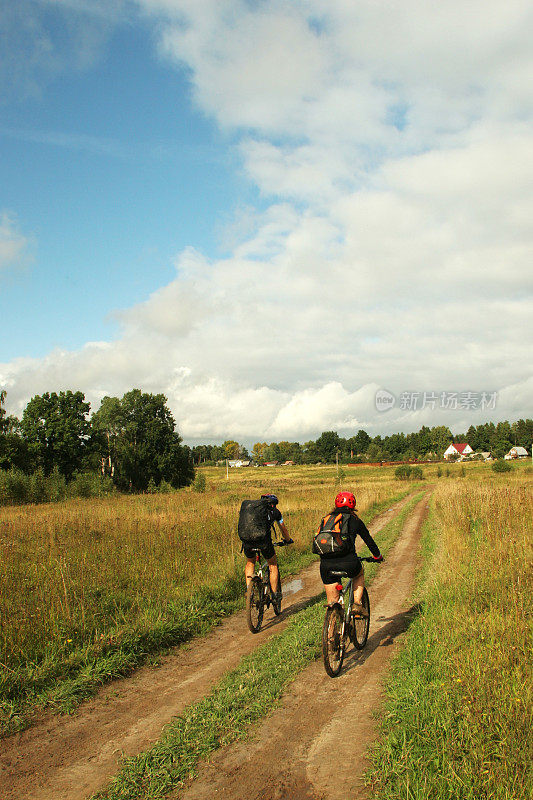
[0,492,418,800]
[174,491,432,800]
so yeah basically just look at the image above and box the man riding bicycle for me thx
[243,494,293,603]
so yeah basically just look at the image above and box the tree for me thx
[302,440,320,463]
[0,391,29,471]
[430,425,453,456]
[366,442,383,462]
[315,431,342,463]
[20,390,91,478]
[91,395,122,477]
[221,440,240,460]
[511,419,533,448]
[252,442,268,462]
[92,389,194,491]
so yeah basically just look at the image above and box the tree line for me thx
[0,389,194,492]
[192,420,533,465]
[2,385,531,491]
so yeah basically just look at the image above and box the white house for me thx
[504,446,529,460]
[443,443,473,460]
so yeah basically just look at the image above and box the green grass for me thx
[367,479,533,800]
[92,491,426,800]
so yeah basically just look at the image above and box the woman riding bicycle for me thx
[319,491,383,616]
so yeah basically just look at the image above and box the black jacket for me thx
[336,508,381,558]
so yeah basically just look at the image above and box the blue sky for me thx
[1,1,531,442]
[1,7,252,358]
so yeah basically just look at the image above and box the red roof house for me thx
[443,442,474,459]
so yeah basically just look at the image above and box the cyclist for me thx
[319,491,383,617]
[243,493,293,602]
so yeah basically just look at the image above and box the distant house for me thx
[504,446,529,460]
[443,443,473,460]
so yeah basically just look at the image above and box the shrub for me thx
[48,466,67,502]
[146,478,158,494]
[158,479,173,494]
[1,469,29,505]
[492,458,512,473]
[410,466,424,480]
[29,468,49,504]
[68,472,114,499]
[436,467,442,478]
[193,471,207,493]
[395,465,411,480]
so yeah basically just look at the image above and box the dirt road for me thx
[0,491,424,800]
[175,492,430,800]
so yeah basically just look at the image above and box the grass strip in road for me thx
[93,492,425,800]
[367,480,533,800]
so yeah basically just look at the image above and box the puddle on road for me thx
[283,578,304,596]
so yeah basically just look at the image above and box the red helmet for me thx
[335,491,356,509]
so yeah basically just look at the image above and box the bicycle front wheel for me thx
[322,603,345,677]
[352,587,370,649]
[246,577,264,633]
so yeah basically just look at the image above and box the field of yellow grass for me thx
[369,465,532,799]
[0,462,412,731]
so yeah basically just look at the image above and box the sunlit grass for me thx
[0,462,408,731]
[368,472,533,800]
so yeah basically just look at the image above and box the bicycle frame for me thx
[245,542,286,633]
[322,556,375,675]
[332,576,354,629]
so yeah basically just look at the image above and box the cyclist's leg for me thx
[266,553,279,594]
[352,567,365,605]
[324,582,341,605]
[320,559,342,605]
[245,556,256,587]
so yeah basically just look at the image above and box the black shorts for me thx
[320,552,362,584]
[243,538,275,560]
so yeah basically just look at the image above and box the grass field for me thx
[368,467,533,799]
[0,461,414,733]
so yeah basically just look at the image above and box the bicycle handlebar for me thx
[274,539,293,547]
[360,555,384,562]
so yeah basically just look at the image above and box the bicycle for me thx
[246,541,291,633]
[322,556,381,677]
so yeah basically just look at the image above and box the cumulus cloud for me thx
[1,1,532,440]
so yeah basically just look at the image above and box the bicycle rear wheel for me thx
[352,587,370,649]
[322,603,345,677]
[246,577,264,633]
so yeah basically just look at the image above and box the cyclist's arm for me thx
[353,517,381,558]
[276,519,292,542]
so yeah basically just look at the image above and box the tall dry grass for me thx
[369,471,533,799]
[0,463,406,725]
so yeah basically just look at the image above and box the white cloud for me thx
[1,1,532,440]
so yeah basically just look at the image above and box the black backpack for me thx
[238,498,273,544]
[312,512,352,557]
